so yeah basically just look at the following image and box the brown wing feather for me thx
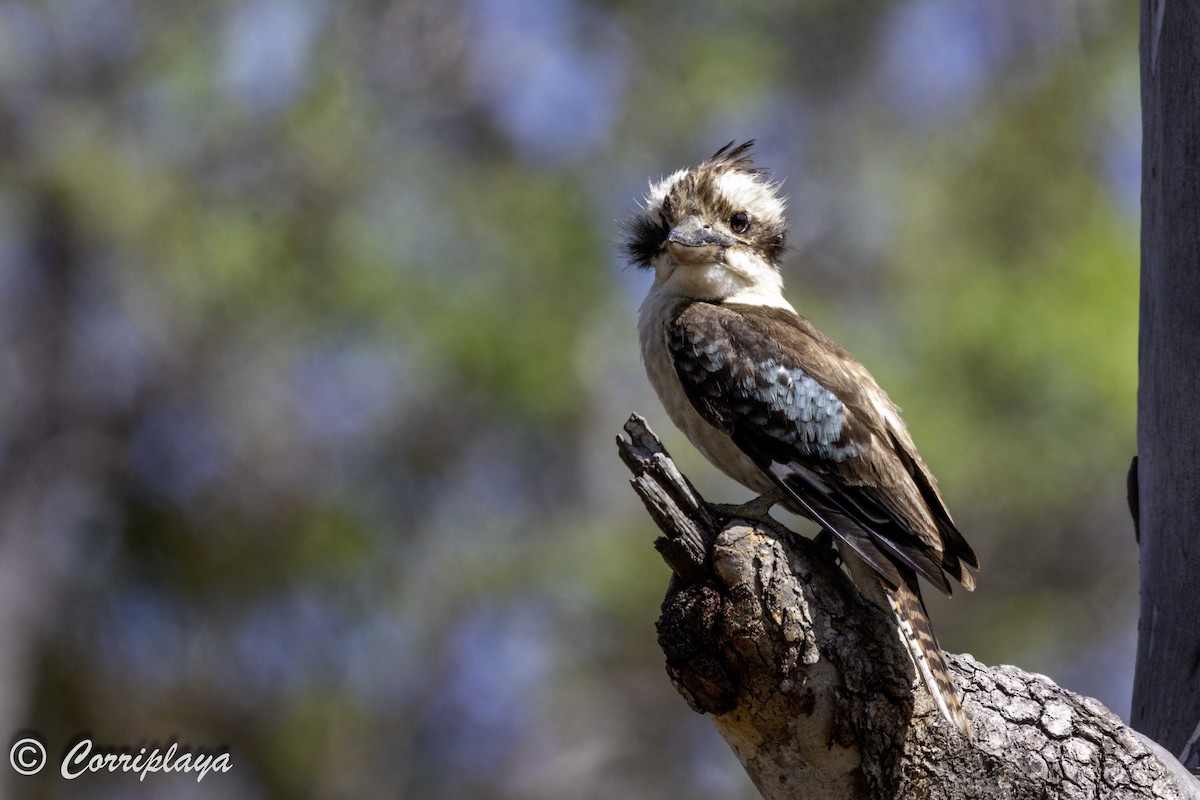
[668,300,976,595]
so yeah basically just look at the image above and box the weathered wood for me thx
[619,416,1200,799]
[618,414,720,583]
[1135,0,1200,768]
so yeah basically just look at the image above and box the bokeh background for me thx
[0,1,1140,798]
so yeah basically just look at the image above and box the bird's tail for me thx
[885,576,972,738]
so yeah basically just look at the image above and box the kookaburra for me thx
[626,141,978,737]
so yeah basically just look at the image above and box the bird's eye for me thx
[730,212,751,234]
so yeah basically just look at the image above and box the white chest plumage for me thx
[637,288,776,496]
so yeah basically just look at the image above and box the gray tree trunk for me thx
[618,416,1198,799]
[1134,0,1200,769]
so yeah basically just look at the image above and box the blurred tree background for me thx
[0,1,1139,798]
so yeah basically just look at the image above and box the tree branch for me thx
[618,414,1200,800]
[1135,0,1200,764]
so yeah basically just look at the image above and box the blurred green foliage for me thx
[0,1,1138,798]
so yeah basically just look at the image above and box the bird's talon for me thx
[813,528,833,550]
[708,489,785,523]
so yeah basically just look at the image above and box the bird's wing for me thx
[667,300,977,595]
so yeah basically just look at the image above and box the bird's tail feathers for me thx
[886,577,972,739]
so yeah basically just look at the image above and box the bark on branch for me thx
[618,414,1199,800]
[1135,0,1200,764]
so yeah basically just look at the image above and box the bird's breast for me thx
[638,293,774,495]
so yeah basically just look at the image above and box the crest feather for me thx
[705,140,765,174]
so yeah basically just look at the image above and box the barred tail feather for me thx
[886,578,972,738]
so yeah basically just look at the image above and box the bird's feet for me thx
[813,527,834,551]
[708,488,785,525]
[811,527,842,564]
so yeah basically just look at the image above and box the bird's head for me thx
[624,141,788,304]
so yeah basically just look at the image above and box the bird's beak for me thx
[667,215,735,263]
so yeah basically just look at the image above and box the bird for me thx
[625,140,979,737]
